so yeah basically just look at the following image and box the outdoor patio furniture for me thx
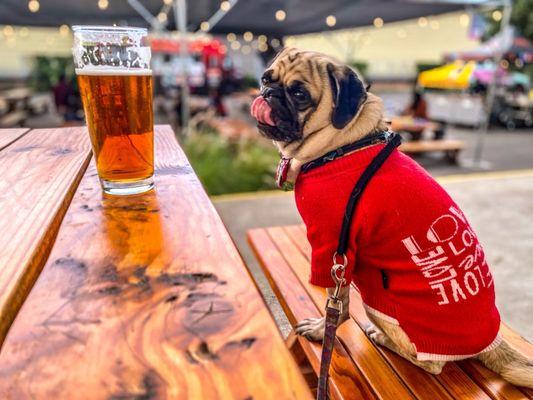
[400,139,465,164]
[0,126,312,399]
[248,224,533,400]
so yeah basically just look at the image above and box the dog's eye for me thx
[292,88,307,101]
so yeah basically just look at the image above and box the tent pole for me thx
[174,0,190,137]
[472,0,512,166]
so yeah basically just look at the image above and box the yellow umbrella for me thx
[418,61,477,90]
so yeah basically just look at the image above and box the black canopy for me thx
[0,0,465,35]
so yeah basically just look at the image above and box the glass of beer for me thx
[72,26,154,195]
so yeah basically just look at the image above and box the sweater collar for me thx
[297,143,391,181]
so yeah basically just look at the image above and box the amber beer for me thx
[78,70,154,183]
[72,25,154,195]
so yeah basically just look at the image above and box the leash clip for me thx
[326,253,347,313]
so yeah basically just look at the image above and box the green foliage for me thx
[349,61,368,77]
[183,131,280,195]
[484,0,533,41]
[30,56,75,92]
[416,62,443,74]
[242,75,259,89]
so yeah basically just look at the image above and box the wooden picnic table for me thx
[0,126,312,399]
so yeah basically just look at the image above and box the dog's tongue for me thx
[251,96,275,126]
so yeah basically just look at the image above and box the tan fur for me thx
[267,48,388,165]
[277,48,533,388]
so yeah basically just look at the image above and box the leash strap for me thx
[316,132,402,400]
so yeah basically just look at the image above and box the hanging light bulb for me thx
[28,0,40,13]
[275,10,286,21]
[326,15,336,27]
[200,21,210,31]
[226,33,236,42]
[373,17,384,28]
[19,27,29,37]
[231,41,241,50]
[158,12,167,23]
[98,0,108,10]
[59,24,70,36]
[243,31,253,42]
[418,17,428,27]
[220,1,231,11]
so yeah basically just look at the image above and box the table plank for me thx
[0,126,311,400]
[0,128,29,151]
[0,127,92,348]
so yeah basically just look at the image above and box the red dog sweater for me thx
[295,144,501,361]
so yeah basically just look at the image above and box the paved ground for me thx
[214,170,533,340]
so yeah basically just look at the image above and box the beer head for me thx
[72,26,151,74]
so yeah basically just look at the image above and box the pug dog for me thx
[250,47,533,388]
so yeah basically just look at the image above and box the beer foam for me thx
[76,67,152,76]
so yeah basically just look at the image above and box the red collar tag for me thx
[276,157,293,190]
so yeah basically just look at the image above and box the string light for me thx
[326,15,336,27]
[230,41,241,50]
[430,20,440,30]
[19,27,29,37]
[220,1,231,11]
[270,38,280,47]
[418,17,428,27]
[241,45,251,54]
[164,0,172,4]
[158,12,167,22]
[59,24,70,36]
[98,0,108,10]
[258,35,267,44]
[226,32,236,41]
[200,21,210,31]
[459,13,470,27]
[492,10,502,21]
[28,0,40,13]
[275,10,286,21]
[258,42,268,52]
[373,17,384,28]
[500,59,509,69]
[3,25,14,36]
[243,31,253,42]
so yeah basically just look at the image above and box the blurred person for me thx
[403,88,428,119]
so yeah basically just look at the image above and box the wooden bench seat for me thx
[248,225,533,400]
[400,139,465,164]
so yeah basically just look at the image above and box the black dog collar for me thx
[300,131,394,173]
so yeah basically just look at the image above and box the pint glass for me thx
[72,26,154,195]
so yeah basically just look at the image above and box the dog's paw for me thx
[295,317,325,342]
[364,323,389,346]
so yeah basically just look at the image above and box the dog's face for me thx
[251,48,367,143]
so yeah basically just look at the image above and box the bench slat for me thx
[265,226,417,400]
[0,126,312,400]
[285,225,533,400]
[0,128,29,150]
[400,140,465,153]
[0,127,92,348]
[248,229,378,400]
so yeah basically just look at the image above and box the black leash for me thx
[301,131,390,173]
[316,132,402,400]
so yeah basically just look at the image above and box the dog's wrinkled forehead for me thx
[264,48,338,87]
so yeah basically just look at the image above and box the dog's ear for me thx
[327,64,367,129]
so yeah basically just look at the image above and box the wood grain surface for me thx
[0,126,311,400]
[0,128,29,151]
[0,127,92,348]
